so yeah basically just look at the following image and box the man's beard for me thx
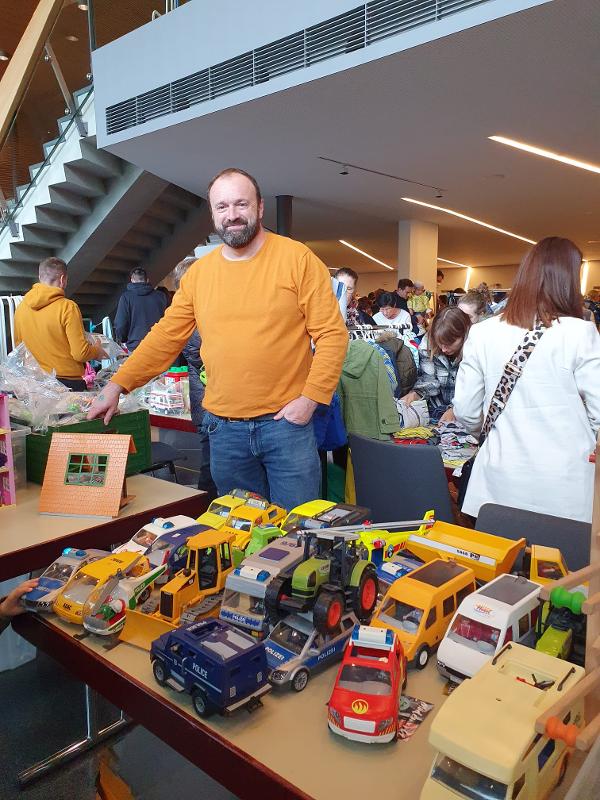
[216,216,260,248]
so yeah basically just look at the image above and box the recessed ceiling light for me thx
[339,239,394,270]
[77,3,89,10]
[0,50,10,61]
[489,135,600,175]
[581,261,589,295]
[66,35,79,42]
[402,197,536,245]
[438,257,471,269]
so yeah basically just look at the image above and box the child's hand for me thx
[0,579,39,618]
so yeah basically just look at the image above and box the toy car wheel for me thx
[292,669,309,692]
[192,688,212,718]
[352,567,379,622]
[137,586,151,605]
[265,575,291,623]
[313,589,345,634]
[415,645,430,670]
[152,659,168,686]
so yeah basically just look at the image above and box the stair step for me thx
[20,226,66,248]
[54,165,106,199]
[45,187,91,216]
[109,243,148,262]
[120,229,162,250]
[0,260,38,281]
[92,269,130,284]
[28,162,45,182]
[134,215,173,238]
[100,257,139,273]
[73,85,94,105]
[31,207,79,233]
[15,183,32,202]
[75,140,123,179]
[9,242,55,264]
[42,138,61,159]
[146,200,187,225]
[76,281,118,296]
[160,185,202,211]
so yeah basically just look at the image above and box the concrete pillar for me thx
[397,220,438,291]
[276,195,293,237]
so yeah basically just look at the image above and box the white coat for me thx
[453,315,600,523]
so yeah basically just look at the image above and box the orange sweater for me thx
[113,233,349,417]
[14,283,101,378]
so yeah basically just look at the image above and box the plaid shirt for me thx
[414,335,460,407]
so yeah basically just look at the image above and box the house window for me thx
[65,453,109,486]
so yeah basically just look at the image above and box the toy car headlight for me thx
[270,670,287,682]
[377,717,394,732]
[329,707,342,725]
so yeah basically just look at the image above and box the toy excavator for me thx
[119,528,235,651]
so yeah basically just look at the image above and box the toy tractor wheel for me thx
[265,575,291,623]
[192,688,212,718]
[152,659,168,686]
[313,590,345,634]
[138,586,151,605]
[415,645,430,670]
[292,669,310,693]
[352,566,379,622]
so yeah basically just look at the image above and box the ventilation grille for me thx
[106,0,490,135]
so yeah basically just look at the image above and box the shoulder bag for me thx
[457,322,546,510]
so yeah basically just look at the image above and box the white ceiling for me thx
[107,0,600,275]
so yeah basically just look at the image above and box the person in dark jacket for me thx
[114,268,168,351]
[174,257,217,497]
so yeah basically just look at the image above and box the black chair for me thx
[475,503,591,572]
[348,434,454,523]
[141,441,185,483]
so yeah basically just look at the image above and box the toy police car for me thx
[21,547,108,611]
[265,610,357,692]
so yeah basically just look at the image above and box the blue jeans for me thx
[204,412,320,510]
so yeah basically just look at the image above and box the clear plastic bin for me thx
[10,422,31,491]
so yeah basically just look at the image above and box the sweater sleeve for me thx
[413,338,440,398]
[574,322,600,435]
[453,330,485,434]
[112,271,197,393]
[296,251,349,405]
[64,302,101,363]
[113,294,130,344]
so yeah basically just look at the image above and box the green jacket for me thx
[338,340,400,440]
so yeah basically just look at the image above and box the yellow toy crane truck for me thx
[120,528,235,651]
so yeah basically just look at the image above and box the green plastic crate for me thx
[26,410,152,485]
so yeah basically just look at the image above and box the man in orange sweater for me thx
[88,168,348,509]
[14,257,105,390]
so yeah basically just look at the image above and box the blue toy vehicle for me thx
[376,554,423,592]
[150,619,271,717]
[265,610,357,692]
[21,547,108,611]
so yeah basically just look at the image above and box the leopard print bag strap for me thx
[479,321,546,444]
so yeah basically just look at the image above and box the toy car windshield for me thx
[447,614,500,654]
[378,600,423,633]
[337,665,392,696]
[208,502,233,517]
[222,590,265,617]
[61,574,99,603]
[431,754,507,800]
[132,529,158,546]
[229,517,252,531]
[42,563,75,581]
[270,622,310,655]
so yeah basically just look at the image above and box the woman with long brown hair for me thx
[402,305,472,423]
[454,237,600,522]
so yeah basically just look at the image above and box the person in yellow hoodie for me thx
[14,257,105,390]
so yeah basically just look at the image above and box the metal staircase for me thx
[0,86,211,322]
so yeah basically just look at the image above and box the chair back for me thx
[348,434,453,524]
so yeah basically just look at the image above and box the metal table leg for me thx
[18,685,131,786]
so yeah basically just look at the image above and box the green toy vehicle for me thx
[535,586,586,666]
[265,530,378,635]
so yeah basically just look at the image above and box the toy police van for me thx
[437,573,541,683]
[220,534,307,638]
[150,619,271,718]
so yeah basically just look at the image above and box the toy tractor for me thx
[265,530,379,634]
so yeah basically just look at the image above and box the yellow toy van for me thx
[196,489,250,529]
[371,559,476,669]
[421,643,585,800]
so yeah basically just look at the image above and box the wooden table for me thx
[13,614,582,800]
[0,476,208,581]
[149,412,196,434]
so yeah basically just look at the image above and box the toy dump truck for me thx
[120,528,235,650]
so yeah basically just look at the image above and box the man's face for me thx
[380,305,398,320]
[337,274,356,301]
[397,285,413,299]
[209,174,263,249]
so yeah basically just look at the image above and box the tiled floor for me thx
[1,429,237,799]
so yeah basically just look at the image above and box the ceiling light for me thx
[77,3,89,9]
[339,240,394,270]
[0,50,10,61]
[66,35,79,42]
[437,257,471,269]
[581,261,589,295]
[489,135,600,175]
[402,197,535,244]
[464,267,473,292]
